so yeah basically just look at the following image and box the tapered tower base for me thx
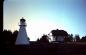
[15,17,30,45]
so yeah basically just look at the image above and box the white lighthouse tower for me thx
[15,17,30,45]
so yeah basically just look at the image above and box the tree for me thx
[80,36,86,42]
[38,34,49,43]
[74,34,80,42]
[51,30,57,41]
[11,30,18,45]
[2,30,12,45]
[66,34,74,42]
[37,38,40,42]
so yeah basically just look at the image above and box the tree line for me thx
[1,30,18,46]
[1,29,86,45]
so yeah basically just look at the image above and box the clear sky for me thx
[4,0,86,41]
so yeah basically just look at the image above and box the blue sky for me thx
[4,0,86,41]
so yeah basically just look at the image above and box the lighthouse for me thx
[15,17,30,45]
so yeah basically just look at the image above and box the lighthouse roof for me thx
[20,17,26,22]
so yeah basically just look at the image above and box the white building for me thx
[54,36,66,42]
[15,17,30,45]
[51,29,68,43]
